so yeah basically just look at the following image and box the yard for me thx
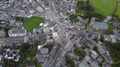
[116,3,120,18]
[90,0,114,15]
[24,16,44,31]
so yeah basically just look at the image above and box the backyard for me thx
[24,16,44,31]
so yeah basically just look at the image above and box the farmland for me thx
[116,3,120,18]
[101,0,116,7]
[90,0,114,15]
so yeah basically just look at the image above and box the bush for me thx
[67,56,75,67]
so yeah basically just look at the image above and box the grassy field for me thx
[24,16,44,31]
[94,7,108,15]
[101,0,116,7]
[74,0,87,2]
[116,3,120,18]
[90,0,114,15]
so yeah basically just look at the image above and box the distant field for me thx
[75,0,120,18]
[101,0,116,7]
[24,16,44,31]
[90,0,114,15]
[116,3,120,18]
[94,7,108,15]
[74,0,87,2]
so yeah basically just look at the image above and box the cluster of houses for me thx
[0,46,20,67]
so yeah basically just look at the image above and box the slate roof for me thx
[93,22,108,30]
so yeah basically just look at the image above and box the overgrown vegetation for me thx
[66,56,75,67]
[14,16,24,22]
[3,43,42,67]
[74,48,86,60]
[4,27,9,37]
[43,45,53,52]
[70,0,105,22]
[104,41,120,67]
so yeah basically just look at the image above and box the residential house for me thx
[110,35,117,43]
[48,22,57,31]
[26,65,35,67]
[46,38,54,45]
[97,56,103,63]
[4,49,20,62]
[90,49,99,60]
[7,40,23,46]
[33,28,37,35]
[104,15,112,22]
[40,48,49,55]
[104,35,111,41]
[0,23,6,28]
[91,61,100,67]
[116,33,120,40]
[36,6,44,13]
[77,36,87,48]
[44,28,50,33]
[68,53,79,60]
[70,23,85,30]
[24,36,29,43]
[8,28,26,37]
[37,55,46,63]
[9,20,16,25]
[102,62,111,67]
[0,29,5,37]
[30,38,45,44]
[77,16,89,24]
[103,52,113,64]
[113,21,119,27]
[15,22,23,26]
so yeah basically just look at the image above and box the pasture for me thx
[116,3,120,18]
[90,0,114,15]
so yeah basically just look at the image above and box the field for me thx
[90,0,114,15]
[116,3,120,18]
[74,0,87,2]
[101,0,116,7]
[24,16,44,31]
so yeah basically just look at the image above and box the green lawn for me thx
[90,0,114,15]
[116,3,120,18]
[101,0,116,7]
[24,16,44,31]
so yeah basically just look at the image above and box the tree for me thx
[20,43,30,53]
[100,35,104,42]
[90,12,97,17]
[77,1,84,5]
[85,5,91,10]
[78,5,84,10]
[86,0,89,4]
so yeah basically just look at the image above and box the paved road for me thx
[44,0,72,67]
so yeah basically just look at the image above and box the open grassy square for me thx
[24,16,44,31]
